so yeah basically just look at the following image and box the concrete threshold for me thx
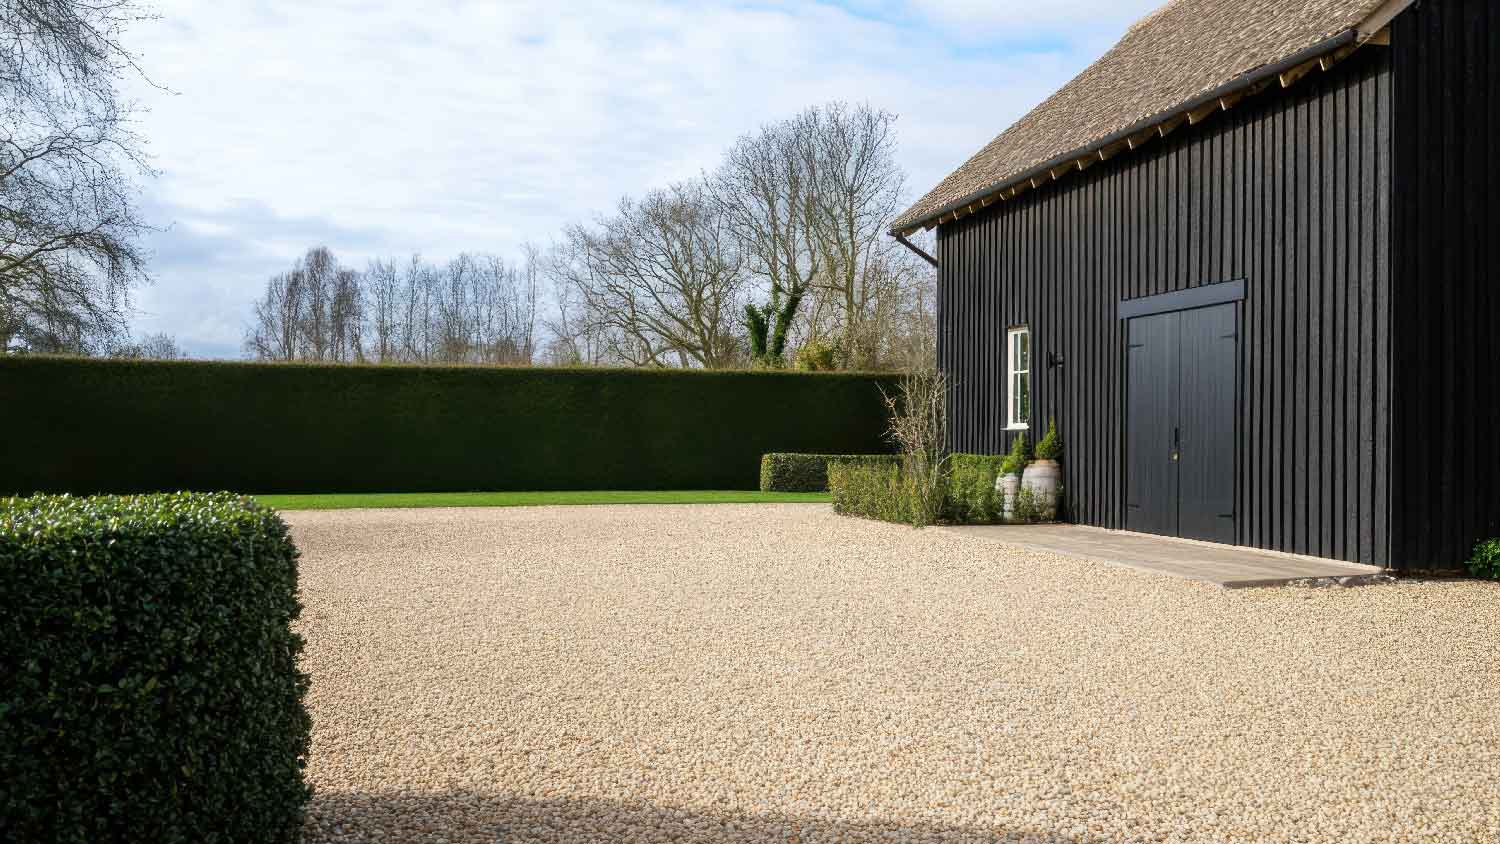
[942,523,1392,589]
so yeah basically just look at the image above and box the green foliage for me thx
[1001,432,1031,476]
[794,338,839,371]
[1467,538,1500,580]
[745,292,805,368]
[0,493,311,843]
[1035,418,1064,462]
[1012,485,1041,524]
[829,453,1009,526]
[828,461,914,525]
[0,357,897,494]
[946,454,1007,524]
[744,303,770,361]
[759,453,900,493]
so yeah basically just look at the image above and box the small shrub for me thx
[759,453,899,492]
[0,493,312,843]
[1035,418,1064,462]
[1001,431,1031,476]
[1011,485,1040,524]
[1468,539,1500,580]
[794,338,840,371]
[946,454,1006,524]
[881,370,951,528]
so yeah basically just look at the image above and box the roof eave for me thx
[891,27,1367,237]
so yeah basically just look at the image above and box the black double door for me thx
[1126,302,1237,544]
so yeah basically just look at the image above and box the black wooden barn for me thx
[892,0,1498,573]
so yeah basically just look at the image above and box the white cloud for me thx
[122,0,1160,357]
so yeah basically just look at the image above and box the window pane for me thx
[1017,372,1030,423]
[1019,331,1030,371]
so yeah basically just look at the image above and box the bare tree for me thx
[245,269,302,361]
[1,0,157,353]
[541,241,611,366]
[106,331,181,359]
[803,102,909,370]
[246,246,538,366]
[711,115,821,367]
[554,182,746,369]
[363,257,401,363]
[707,102,932,372]
[883,367,949,527]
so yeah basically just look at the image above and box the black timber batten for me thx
[1390,0,1500,572]
[937,46,1394,567]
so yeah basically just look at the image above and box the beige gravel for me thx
[289,504,1500,844]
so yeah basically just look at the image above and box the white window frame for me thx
[1006,326,1031,430]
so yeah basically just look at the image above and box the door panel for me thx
[1126,311,1180,537]
[1178,303,1238,544]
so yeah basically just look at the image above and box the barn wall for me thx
[936,47,1394,567]
[1391,0,1500,571]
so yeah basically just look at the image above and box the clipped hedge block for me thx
[0,357,897,495]
[827,460,910,523]
[759,453,901,492]
[0,493,311,843]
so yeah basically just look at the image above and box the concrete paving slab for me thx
[943,523,1390,588]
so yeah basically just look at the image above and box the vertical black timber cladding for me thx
[935,46,1394,566]
[1391,0,1500,572]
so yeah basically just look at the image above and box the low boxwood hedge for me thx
[759,453,901,492]
[0,493,311,843]
[829,453,1012,526]
[828,460,909,523]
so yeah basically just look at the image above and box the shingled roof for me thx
[893,0,1409,234]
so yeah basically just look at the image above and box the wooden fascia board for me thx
[1356,0,1414,40]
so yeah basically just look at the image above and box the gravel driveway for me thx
[289,505,1499,844]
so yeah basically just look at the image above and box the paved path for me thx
[289,504,1498,844]
[944,523,1387,587]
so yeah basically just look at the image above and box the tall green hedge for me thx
[0,493,310,843]
[0,357,897,494]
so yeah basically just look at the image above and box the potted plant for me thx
[995,432,1029,521]
[1023,418,1063,521]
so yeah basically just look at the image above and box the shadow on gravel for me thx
[305,789,1077,843]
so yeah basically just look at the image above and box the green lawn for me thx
[255,490,832,511]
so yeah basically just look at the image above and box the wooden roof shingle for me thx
[893,0,1407,233]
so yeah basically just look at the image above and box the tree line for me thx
[244,102,935,371]
[2,2,934,370]
[245,247,539,365]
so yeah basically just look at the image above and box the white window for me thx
[1007,326,1031,430]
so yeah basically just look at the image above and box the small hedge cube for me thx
[0,493,311,843]
[759,453,899,492]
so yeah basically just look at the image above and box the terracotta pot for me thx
[1022,459,1062,521]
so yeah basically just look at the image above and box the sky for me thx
[122,0,1162,358]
